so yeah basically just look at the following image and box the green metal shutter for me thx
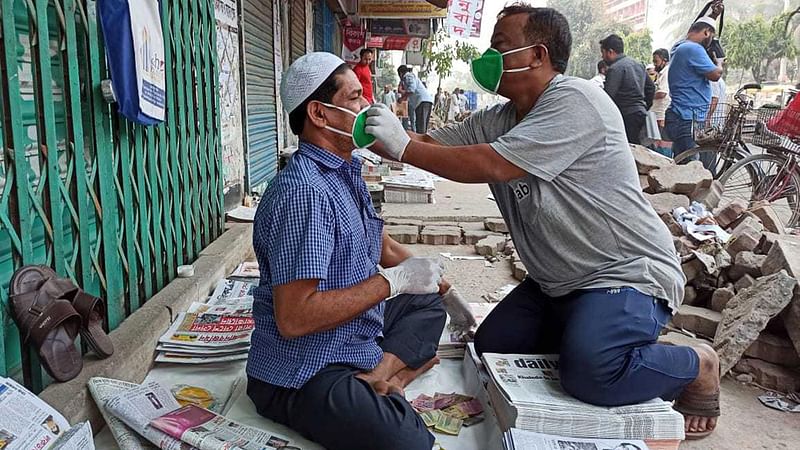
[290,0,306,63]
[242,0,279,191]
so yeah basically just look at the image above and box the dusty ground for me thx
[391,180,800,450]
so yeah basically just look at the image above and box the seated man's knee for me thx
[559,347,626,407]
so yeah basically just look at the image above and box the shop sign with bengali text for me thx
[366,35,422,52]
[369,19,431,38]
[358,0,447,19]
[342,25,366,64]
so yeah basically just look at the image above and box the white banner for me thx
[128,0,166,121]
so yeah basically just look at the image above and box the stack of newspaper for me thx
[437,303,497,359]
[0,376,94,450]
[502,429,650,450]
[89,377,296,450]
[156,279,255,364]
[482,353,685,443]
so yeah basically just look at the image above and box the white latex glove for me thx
[442,287,477,333]
[365,103,411,161]
[379,257,444,298]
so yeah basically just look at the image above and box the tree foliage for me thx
[376,52,397,90]
[725,9,799,81]
[559,0,653,78]
[624,29,655,65]
[663,0,786,44]
[420,30,480,87]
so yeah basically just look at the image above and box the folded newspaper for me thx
[0,376,95,450]
[482,353,685,441]
[503,428,650,450]
[156,279,255,364]
[103,379,295,450]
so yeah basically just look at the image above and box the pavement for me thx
[382,180,501,221]
[389,185,800,449]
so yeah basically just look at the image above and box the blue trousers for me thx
[475,279,699,407]
[665,109,697,160]
[247,293,445,450]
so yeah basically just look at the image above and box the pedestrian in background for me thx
[353,49,375,104]
[590,60,608,89]
[665,17,723,160]
[600,34,655,144]
[398,65,434,134]
[651,49,671,130]
[380,85,396,112]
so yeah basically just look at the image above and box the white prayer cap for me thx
[694,16,717,31]
[280,52,347,114]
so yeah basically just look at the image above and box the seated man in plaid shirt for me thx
[246,53,473,450]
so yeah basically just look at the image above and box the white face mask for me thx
[320,103,376,148]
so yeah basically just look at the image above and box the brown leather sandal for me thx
[674,389,721,440]
[32,266,114,359]
[9,266,83,382]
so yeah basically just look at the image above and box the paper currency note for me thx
[420,410,442,428]
[411,394,435,412]
[459,398,484,416]
[442,405,469,420]
[433,392,471,410]
[434,413,463,436]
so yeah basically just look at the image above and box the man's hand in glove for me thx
[379,257,444,298]
[441,286,477,335]
[365,103,411,162]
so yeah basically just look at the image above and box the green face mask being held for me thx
[319,102,376,148]
[470,44,538,94]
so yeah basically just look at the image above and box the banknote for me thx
[411,394,435,412]
[420,409,442,428]
[459,398,484,416]
[434,412,463,436]
[433,392,472,410]
[442,404,469,420]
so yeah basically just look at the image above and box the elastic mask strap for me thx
[324,126,352,138]
[320,102,358,118]
[500,44,537,57]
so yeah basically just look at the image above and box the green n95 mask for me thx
[320,103,376,148]
[471,44,537,93]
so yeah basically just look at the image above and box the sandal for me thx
[9,266,83,382]
[33,266,114,359]
[673,389,721,440]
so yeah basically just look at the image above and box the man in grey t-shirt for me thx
[365,5,721,440]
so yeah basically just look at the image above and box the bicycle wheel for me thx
[672,144,750,179]
[718,153,800,229]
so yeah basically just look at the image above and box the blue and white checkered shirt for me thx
[247,141,385,389]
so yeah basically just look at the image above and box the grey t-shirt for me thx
[429,75,685,312]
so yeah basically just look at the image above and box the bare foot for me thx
[678,344,720,436]
[390,356,440,389]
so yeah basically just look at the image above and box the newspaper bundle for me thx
[103,380,294,450]
[437,303,496,359]
[88,377,157,450]
[503,428,650,450]
[156,279,255,364]
[0,376,94,450]
[481,353,685,441]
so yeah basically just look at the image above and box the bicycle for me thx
[718,108,800,229]
[672,83,762,178]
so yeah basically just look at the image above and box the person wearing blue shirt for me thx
[246,52,474,450]
[398,65,435,134]
[665,17,723,159]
